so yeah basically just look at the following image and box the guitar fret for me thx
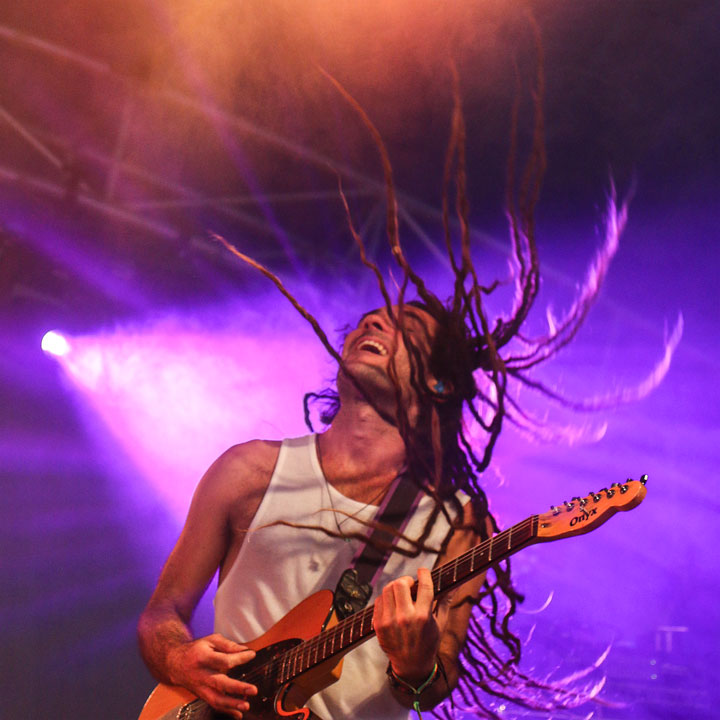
[440,567,449,589]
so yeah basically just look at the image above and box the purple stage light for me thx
[50,298,344,522]
[41,330,71,357]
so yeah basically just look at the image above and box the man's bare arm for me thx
[137,440,277,719]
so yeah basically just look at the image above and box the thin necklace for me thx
[324,479,389,540]
[316,437,393,540]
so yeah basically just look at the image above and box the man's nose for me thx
[363,313,389,332]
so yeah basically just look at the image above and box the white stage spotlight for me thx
[41,330,71,357]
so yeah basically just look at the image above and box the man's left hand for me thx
[373,567,445,684]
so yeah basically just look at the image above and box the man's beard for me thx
[337,362,414,425]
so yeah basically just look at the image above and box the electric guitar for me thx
[139,476,648,720]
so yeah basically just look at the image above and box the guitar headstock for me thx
[535,475,648,542]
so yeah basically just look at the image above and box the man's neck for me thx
[317,401,406,505]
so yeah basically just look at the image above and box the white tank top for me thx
[214,434,462,720]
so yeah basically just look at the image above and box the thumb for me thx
[434,591,454,633]
[208,633,251,654]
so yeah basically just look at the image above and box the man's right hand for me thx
[166,633,258,720]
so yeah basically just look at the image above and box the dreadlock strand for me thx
[336,174,396,315]
[320,67,436,309]
[441,67,464,292]
[506,188,628,368]
[494,25,549,351]
[212,233,343,365]
[504,59,530,291]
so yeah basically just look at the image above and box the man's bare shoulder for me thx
[206,439,282,499]
[220,438,283,472]
[209,440,284,569]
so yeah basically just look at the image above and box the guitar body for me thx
[139,590,341,720]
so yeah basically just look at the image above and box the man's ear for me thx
[430,377,453,398]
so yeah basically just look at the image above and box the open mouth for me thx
[357,339,388,356]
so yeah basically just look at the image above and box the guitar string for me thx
[240,515,538,686]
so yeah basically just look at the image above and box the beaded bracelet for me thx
[386,661,439,719]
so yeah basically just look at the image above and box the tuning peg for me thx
[640,474,648,485]
[564,500,575,511]
[550,505,561,516]
[590,491,601,502]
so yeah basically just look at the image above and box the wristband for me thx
[387,661,439,719]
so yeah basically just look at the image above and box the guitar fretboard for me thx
[265,514,539,685]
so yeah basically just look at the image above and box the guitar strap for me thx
[333,473,422,620]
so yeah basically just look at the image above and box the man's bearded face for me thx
[339,305,439,410]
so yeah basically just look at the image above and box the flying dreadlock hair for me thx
[213,25,682,719]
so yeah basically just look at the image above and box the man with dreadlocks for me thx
[137,295,498,720]
[138,41,681,720]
